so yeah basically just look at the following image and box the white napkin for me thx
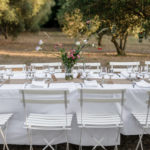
[84,80,98,87]
[121,71,137,79]
[136,80,150,88]
[49,82,76,92]
[31,80,46,88]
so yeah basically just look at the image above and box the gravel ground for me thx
[1,135,150,150]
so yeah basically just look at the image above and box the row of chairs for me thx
[0,61,150,73]
[0,88,150,150]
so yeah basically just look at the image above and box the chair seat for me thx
[25,113,73,130]
[0,114,13,126]
[133,113,150,126]
[77,113,123,128]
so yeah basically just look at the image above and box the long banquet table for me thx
[0,71,150,146]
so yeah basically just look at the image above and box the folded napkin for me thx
[84,80,98,87]
[31,80,46,88]
[136,80,150,88]
[121,71,138,79]
[49,82,76,92]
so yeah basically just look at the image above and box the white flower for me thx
[36,46,42,51]
[83,39,88,44]
[75,41,81,46]
[38,39,44,45]
[92,43,95,47]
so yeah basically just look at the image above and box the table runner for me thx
[1,78,132,85]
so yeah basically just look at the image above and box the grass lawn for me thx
[0,28,150,66]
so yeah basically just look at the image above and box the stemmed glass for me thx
[25,66,35,87]
[148,69,150,81]
[5,69,14,80]
[98,67,107,87]
[140,66,146,79]
[100,67,107,79]
[108,67,114,80]
[84,66,91,80]
[127,66,133,80]
[0,70,4,82]
[50,67,55,81]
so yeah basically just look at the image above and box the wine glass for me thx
[140,66,146,79]
[5,69,14,80]
[0,70,4,82]
[108,67,114,80]
[100,67,107,79]
[84,65,91,80]
[127,66,132,80]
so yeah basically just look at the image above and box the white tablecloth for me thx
[0,82,149,146]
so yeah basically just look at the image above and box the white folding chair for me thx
[0,64,26,71]
[20,89,72,150]
[84,63,101,73]
[31,62,62,73]
[0,113,12,150]
[132,91,150,150]
[77,88,125,150]
[109,62,140,73]
[74,63,84,70]
[145,61,150,72]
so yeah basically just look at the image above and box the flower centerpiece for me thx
[55,43,81,80]
[54,39,99,80]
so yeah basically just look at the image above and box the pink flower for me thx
[72,56,75,60]
[70,49,76,54]
[77,55,80,59]
[70,54,74,57]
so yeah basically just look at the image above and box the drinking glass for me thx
[5,69,14,80]
[108,67,114,79]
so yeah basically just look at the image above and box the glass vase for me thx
[65,66,73,80]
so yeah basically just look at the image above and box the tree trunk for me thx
[98,34,103,46]
[111,33,128,56]
[0,25,8,39]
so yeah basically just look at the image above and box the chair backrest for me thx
[145,61,150,65]
[20,88,69,105]
[145,61,150,71]
[0,64,26,71]
[79,88,125,103]
[31,62,62,71]
[79,88,125,125]
[109,62,140,73]
[74,63,84,70]
[84,63,101,72]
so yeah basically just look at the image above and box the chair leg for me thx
[27,128,33,150]
[0,127,9,150]
[79,128,83,150]
[42,131,64,150]
[43,138,55,150]
[114,128,120,150]
[135,134,144,150]
[114,145,118,150]
[55,145,58,150]
[65,130,69,150]
[92,137,106,150]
